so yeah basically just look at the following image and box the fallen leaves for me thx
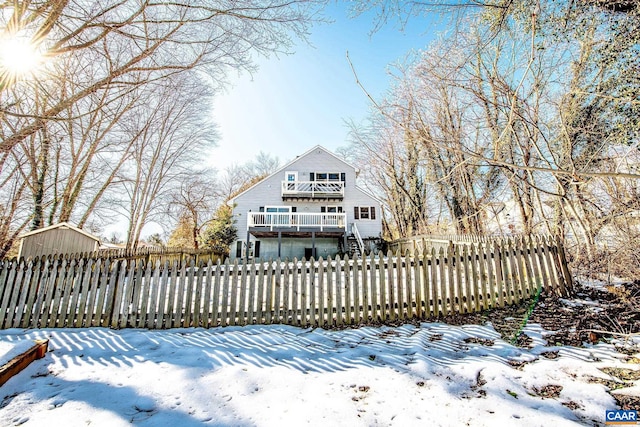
[532,384,563,399]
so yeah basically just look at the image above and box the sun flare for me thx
[0,34,43,80]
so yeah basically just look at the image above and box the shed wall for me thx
[20,228,99,259]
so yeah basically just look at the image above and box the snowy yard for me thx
[0,315,637,426]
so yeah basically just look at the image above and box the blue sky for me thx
[208,3,445,171]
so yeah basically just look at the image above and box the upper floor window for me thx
[285,171,297,182]
[310,172,345,182]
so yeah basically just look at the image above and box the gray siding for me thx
[19,228,100,259]
[230,146,382,260]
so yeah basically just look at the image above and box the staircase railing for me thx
[351,222,365,256]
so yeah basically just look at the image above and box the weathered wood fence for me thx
[96,247,223,266]
[389,234,512,253]
[0,236,572,330]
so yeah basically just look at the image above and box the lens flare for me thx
[0,34,43,84]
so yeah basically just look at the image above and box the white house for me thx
[228,146,383,260]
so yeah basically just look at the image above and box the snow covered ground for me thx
[0,320,637,426]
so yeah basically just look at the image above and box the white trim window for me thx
[260,206,296,225]
[310,172,346,182]
[285,172,298,190]
[354,206,376,220]
[321,206,343,213]
[285,171,298,182]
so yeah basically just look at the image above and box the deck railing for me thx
[248,213,346,231]
[281,181,344,198]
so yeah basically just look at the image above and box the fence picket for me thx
[429,248,437,317]
[395,251,403,319]
[193,261,205,327]
[14,259,35,328]
[101,261,115,327]
[247,259,256,325]
[453,245,463,313]
[353,256,360,324]
[6,260,23,327]
[512,238,527,302]
[532,236,550,292]
[438,248,447,317]
[299,258,307,326]
[405,251,413,319]
[326,256,334,326]
[138,261,153,328]
[43,260,61,328]
[61,259,82,327]
[126,260,142,327]
[165,261,179,328]
[335,256,343,326]
[157,261,170,329]
[211,259,223,327]
[556,237,573,295]
[84,259,101,327]
[370,253,378,321]
[32,258,53,327]
[387,252,396,321]
[418,254,426,318]
[318,257,326,327]
[292,258,299,326]
[183,260,196,327]
[378,254,387,320]
[413,254,421,319]
[542,236,561,293]
[47,259,75,328]
[255,260,264,325]
[309,258,317,326]
[343,254,352,325]
[228,259,239,327]
[269,259,278,323]
[459,245,469,313]
[71,258,94,328]
[109,260,127,328]
[362,254,370,321]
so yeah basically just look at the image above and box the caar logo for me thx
[606,410,638,425]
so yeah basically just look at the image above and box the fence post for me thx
[556,237,573,295]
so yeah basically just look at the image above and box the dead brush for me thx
[605,285,632,302]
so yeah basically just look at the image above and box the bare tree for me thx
[0,1,325,155]
[349,0,640,276]
[168,175,218,250]
[119,75,216,250]
[0,0,325,255]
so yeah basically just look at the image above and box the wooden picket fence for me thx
[0,235,572,330]
[94,247,222,266]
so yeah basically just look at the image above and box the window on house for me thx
[311,172,341,181]
[321,206,343,213]
[354,206,376,220]
[285,171,297,182]
[266,206,291,213]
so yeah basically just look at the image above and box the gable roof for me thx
[228,145,360,204]
[20,222,102,242]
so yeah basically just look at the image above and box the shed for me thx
[18,222,101,259]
